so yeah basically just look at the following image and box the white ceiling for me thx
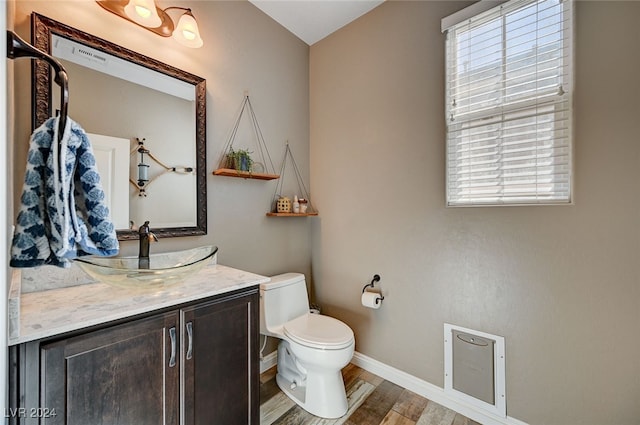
[248,0,385,45]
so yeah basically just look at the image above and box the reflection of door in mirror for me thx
[89,133,129,230]
[51,35,197,231]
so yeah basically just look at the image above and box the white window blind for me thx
[444,0,573,206]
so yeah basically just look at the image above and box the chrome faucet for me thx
[138,221,158,269]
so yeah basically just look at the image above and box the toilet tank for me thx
[260,273,310,335]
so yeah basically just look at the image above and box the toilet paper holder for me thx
[362,274,384,304]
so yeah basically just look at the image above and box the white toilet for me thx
[260,273,355,419]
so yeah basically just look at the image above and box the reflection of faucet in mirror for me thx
[138,221,158,269]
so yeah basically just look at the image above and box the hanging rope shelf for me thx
[267,142,318,217]
[213,93,279,180]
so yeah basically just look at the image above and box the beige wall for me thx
[11,1,312,276]
[310,1,640,424]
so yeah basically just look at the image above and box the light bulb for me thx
[124,0,162,28]
[172,11,203,48]
[135,5,152,19]
[182,29,196,41]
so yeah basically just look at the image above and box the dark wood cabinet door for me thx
[182,290,259,425]
[40,312,180,425]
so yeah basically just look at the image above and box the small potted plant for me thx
[226,148,253,172]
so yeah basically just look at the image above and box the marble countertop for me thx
[8,262,269,346]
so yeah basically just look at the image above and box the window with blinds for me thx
[443,0,573,206]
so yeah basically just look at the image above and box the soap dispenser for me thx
[293,195,300,214]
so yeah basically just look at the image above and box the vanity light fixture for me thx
[96,0,203,48]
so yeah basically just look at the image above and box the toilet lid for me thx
[284,314,354,349]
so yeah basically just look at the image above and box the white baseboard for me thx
[351,352,528,425]
[260,350,278,374]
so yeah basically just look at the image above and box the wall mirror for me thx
[32,13,207,241]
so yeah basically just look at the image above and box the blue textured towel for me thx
[10,116,119,268]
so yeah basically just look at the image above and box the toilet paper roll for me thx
[361,291,382,309]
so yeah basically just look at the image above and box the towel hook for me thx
[6,30,69,143]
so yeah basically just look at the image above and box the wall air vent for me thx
[444,324,506,418]
[74,47,108,64]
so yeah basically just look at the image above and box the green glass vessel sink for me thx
[75,245,218,288]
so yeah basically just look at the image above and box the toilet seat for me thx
[284,314,354,350]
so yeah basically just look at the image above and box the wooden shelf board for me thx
[266,212,319,217]
[213,168,279,180]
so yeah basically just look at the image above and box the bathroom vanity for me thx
[7,261,268,425]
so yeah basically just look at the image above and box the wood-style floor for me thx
[260,363,481,425]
